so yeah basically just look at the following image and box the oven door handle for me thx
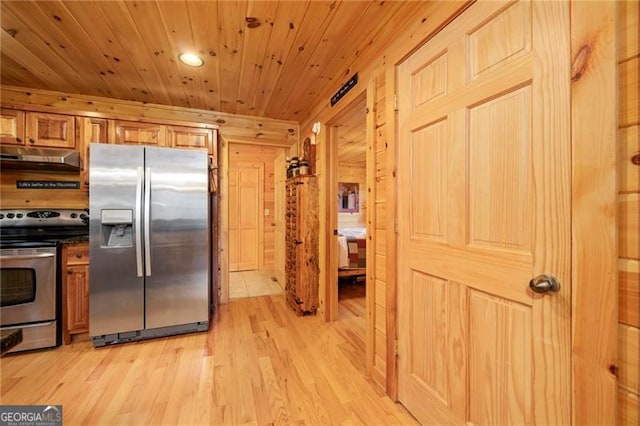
[135,166,144,277]
[1,321,55,330]
[0,253,55,260]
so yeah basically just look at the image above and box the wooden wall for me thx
[618,1,639,424]
[371,69,389,389]
[0,86,298,144]
[228,143,286,268]
[301,1,624,421]
[300,0,471,395]
[1,169,87,209]
[0,86,297,210]
[337,164,366,229]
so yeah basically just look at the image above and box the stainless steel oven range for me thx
[0,209,89,354]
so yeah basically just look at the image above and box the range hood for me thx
[0,146,80,171]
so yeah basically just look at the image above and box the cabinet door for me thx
[0,108,25,145]
[78,117,109,191]
[25,112,76,148]
[115,120,166,146]
[168,126,213,153]
[66,264,89,332]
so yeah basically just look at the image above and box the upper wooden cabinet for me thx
[114,120,166,146]
[1,109,75,148]
[26,112,76,148]
[168,125,215,154]
[78,117,109,191]
[0,108,25,145]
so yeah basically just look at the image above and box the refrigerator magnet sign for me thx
[330,73,358,107]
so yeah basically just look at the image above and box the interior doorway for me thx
[226,143,287,300]
[327,92,368,370]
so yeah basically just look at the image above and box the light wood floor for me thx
[0,294,417,425]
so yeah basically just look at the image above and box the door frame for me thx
[324,90,369,322]
[218,136,290,304]
[322,88,377,378]
[385,1,618,422]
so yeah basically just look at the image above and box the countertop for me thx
[60,236,89,244]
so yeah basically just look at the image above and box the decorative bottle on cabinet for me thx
[285,175,319,315]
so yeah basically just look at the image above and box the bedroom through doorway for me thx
[330,92,368,372]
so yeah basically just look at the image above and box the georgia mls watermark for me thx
[0,405,62,426]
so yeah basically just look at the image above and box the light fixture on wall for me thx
[178,52,204,67]
[312,122,321,135]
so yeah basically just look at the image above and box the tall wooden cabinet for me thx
[285,175,319,315]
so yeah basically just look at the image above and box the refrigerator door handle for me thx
[135,167,144,277]
[144,166,152,277]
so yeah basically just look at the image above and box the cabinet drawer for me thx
[66,243,89,265]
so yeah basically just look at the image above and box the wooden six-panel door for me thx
[397,1,571,424]
[229,164,262,271]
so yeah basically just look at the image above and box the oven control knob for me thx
[71,213,78,219]
[16,213,23,218]
[0,214,4,219]
[6,213,15,219]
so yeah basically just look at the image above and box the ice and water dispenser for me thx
[100,209,133,247]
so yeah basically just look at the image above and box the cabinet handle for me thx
[75,253,82,258]
[16,137,22,143]
[67,270,73,275]
[29,138,35,144]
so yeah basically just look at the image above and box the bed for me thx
[337,227,366,279]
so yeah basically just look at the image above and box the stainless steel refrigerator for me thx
[89,143,209,347]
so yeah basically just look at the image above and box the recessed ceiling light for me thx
[178,52,204,67]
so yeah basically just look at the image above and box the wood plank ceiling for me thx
[0,0,423,125]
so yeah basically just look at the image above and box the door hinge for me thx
[393,94,398,111]
[394,339,399,358]
[394,217,398,234]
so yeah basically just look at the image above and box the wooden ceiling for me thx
[0,0,423,123]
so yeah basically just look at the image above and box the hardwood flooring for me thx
[0,293,417,425]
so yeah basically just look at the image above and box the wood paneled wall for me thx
[0,86,298,144]
[618,1,639,424]
[337,164,366,229]
[302,1,624,421]
[228,143,286,268]
[371,69,389,389]
[301,0,471,395]
[0,169,87,209]
[0,86,297,211]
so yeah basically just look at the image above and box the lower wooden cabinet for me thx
[62,241,89,344]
